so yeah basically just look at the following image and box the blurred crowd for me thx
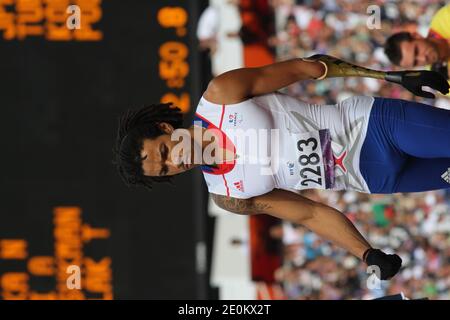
[266,0,450,300]
[273,189,450,299]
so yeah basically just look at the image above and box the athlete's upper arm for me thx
[210,189,318,224]
[210,192,270,215]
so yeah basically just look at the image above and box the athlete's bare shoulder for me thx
[203,73,251,105]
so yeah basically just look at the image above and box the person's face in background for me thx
[398,34,440,68]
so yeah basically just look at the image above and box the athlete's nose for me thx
[165,149,183,169]
[417,54,427,64]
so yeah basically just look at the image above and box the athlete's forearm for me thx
[305,54,386,80]
[301,203,372,260]
[253,58,327,87]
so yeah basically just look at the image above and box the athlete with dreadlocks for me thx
[114,54,450,280]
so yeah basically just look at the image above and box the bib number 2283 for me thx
[297,137,323,187]
[292,129,334,190]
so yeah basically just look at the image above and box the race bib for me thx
[283,129,335,190]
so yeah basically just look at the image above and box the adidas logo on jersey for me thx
[234,180,245,192]
[442,168,450,184]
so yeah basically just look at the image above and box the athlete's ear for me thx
[158,122,174,134]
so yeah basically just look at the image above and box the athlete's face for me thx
[399,36,439,68]
[140,123,198,177]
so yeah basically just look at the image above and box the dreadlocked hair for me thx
[113,102,183,190]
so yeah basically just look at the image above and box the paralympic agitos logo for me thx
[228,112,243,127]
[286,162,295,176]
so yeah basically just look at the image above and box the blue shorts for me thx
[360,97,450,193]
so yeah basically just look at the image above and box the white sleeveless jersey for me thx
[194,92,373,199]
